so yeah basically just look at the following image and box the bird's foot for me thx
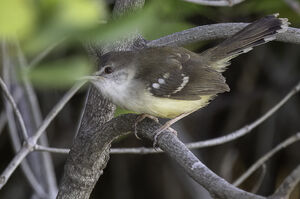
[152,112,193,147]
[134,114,159,139]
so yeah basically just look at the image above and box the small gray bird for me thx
[89,14,289,139]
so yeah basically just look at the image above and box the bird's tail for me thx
[199,14,289,72]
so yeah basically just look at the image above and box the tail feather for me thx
[200,14,289,72]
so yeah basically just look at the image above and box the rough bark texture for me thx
[56,88,115,199]
[56,1,145,198]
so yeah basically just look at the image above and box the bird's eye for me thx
[104,67,113,74]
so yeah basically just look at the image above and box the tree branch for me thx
[59,114,265,199]
[147,24,300,47]
[56,113,297,199]
[16,41,58,198]
[56,0,145,198]
[1,41,48,198]
[183,0,245,7]
[136,117,265,199]
[0,77,29,140]
[0,81,86,190]
[233,132,300,186]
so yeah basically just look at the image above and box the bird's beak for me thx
[78,75,103,82]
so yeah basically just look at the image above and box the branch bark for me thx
[56,0,145,198]
[60,114,266,199]
[147,24,300,47]
[56,87,116,199]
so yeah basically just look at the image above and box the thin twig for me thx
[16,41,58,197]
[35,145,70,154]
[186,81,300,148]
[1,42,29,140]
[1,41,48,198]
[233,132,300,186]
[31,81,86,142]
[28,38,64,69]
[0,80,87,190]
[0,78,29,141]
[183,0,245,7]
[0,88,23,135]
[0,107,6,135]
[251,164,267,193]
[4,102,47,198]
[0,145,31,189]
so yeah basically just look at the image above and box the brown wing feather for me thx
[135,47,229,100]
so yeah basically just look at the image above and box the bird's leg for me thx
[153,111,193,147]
[134,114,159,139]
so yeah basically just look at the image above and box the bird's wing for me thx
[136,47,229,100]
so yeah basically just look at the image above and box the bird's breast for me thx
[142,94,213,118]
[97,80,213,118]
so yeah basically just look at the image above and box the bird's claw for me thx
[134,114,159,139]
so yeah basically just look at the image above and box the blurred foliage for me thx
[1,0,299,88]
[0,0,35,39]
[23,56,92,88]
[0,0,194,88]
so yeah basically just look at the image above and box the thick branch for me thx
[57,0,145,198]
[147,24,300,47]
[135,117,264,199]
[58,114,265,199]
[56,87,115,199]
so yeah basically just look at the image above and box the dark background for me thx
[0,0,299,198]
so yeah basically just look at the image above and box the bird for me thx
[88,14,289,142]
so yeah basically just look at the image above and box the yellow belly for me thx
[143,95,213,118]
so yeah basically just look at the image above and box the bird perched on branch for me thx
[89,14,289,142]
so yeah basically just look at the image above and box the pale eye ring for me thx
[104,66,113,74]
